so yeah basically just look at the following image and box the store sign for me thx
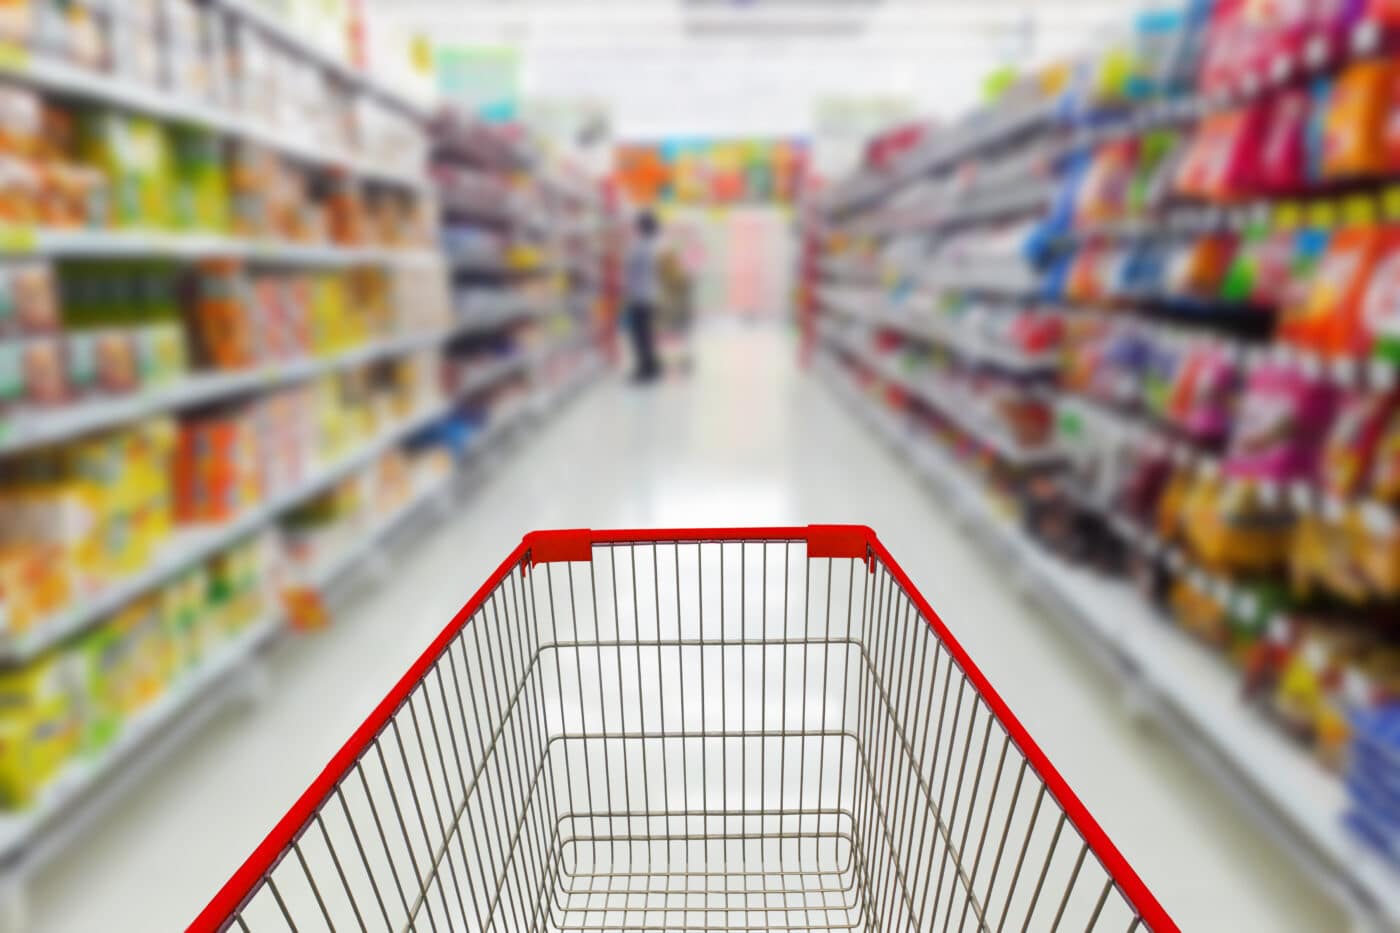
[436,46,519,123]
[614,139,808,205]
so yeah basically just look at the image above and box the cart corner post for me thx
[524,528,595,565]
[806,523,877,569]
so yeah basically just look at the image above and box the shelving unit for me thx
[0,372,604,921]
[820,354,1400,930]
[810,16,1400,928]
[0,7,611,922]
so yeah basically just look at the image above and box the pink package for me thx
[1310,0,1368,51]
[1257,87,1311,193]
[1225,361,1339,482]
[1200,0,1247,95]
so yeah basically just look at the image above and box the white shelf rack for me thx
[0,51,430,192]
[821,328,1060,468]
[0,392,568,916]
[0,305,540,457]
[0,342,544,664]
[818,289,1060,377]
[0,229,440,264]
[211,0,431,122]
[819,351,1400,932]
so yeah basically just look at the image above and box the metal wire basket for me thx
[192,526,1175,932]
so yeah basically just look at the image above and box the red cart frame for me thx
[191,526,1176,932]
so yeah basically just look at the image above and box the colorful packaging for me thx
[1369,407,1400,503]
[1321,392,1397,498]
[0,655,79,807]
[1220,225,1296,306]
[1282,223,1387,354]
[1226,362,1338,483]
[1291,509,1367,601]
[1323,59,1393,179]
[1184,477,1294,574]
[1164,233,1238,300]
[1359,227,1400,362]
[1306,78,1337,184]
[1166,344,1238,446]
[1257,87,1312,192]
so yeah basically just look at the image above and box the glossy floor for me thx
[36,325,1342,931]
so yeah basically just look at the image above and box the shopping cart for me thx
[191,526,1175,933]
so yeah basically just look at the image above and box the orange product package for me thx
[192,259,255,369]
[1165,233,1238,299]
[1324,59,1392,179]
[1280,223,1388,354]
[1074,139,1137,227]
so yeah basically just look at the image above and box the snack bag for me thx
[1065,246,1107,304]
[1359,226,1400,362]
[1306,78,1337,184]
[1283,224,1335,310]
[1167,343,1239,446]
[1075,140,1137,227]
[1155,463,1195,543]
[1185,476,1295,574]
[1169,574,1232,649]
[1227,362,1338,482]
[1291,511,1371,603]
[1320,391,1396,498]
[1164,233,1238,299]
[1141,336,1184,421]
[1258,87,1312,192]
[1118,444,1174,523]
[1324,59,1393,179]
[1356,503,1400,599]
[1369,406,1400,503]
[1282,223,1387,354]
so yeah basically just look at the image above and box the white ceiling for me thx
[372,1,1139,147]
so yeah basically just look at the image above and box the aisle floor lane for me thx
[35,325,1341,931]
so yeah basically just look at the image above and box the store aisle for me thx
[36,325,1340,932]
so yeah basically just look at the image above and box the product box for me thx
[0,654,80,808]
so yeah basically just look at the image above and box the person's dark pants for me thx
[627,302,660,380]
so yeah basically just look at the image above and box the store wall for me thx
[661,206,794,320]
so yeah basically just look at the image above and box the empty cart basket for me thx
[192,526,1176,933]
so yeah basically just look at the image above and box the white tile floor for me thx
[33,324,1344,931]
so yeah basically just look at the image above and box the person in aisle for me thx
[624,210,663,383]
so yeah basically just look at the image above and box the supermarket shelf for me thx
[925,257,1041,296]
[819,352,1400,931]
[0,388,479,663]
[0,228,440,263]
[822,329,1061,467]
[873,308,1061,376]
[212,0,430,121]
[828,99,1058,217]
[0,356,571,890]
[865,178,1055,237]
[0,615,280,868]
[0,50,430,192]
[0,313,529,457]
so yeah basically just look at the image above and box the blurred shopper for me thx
[625,210,662,382]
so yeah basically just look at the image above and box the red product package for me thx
[1257,87,1312,192]
[1176,106,1269,199]
[1319,390,1397,497]
[1200,0,1250,95]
